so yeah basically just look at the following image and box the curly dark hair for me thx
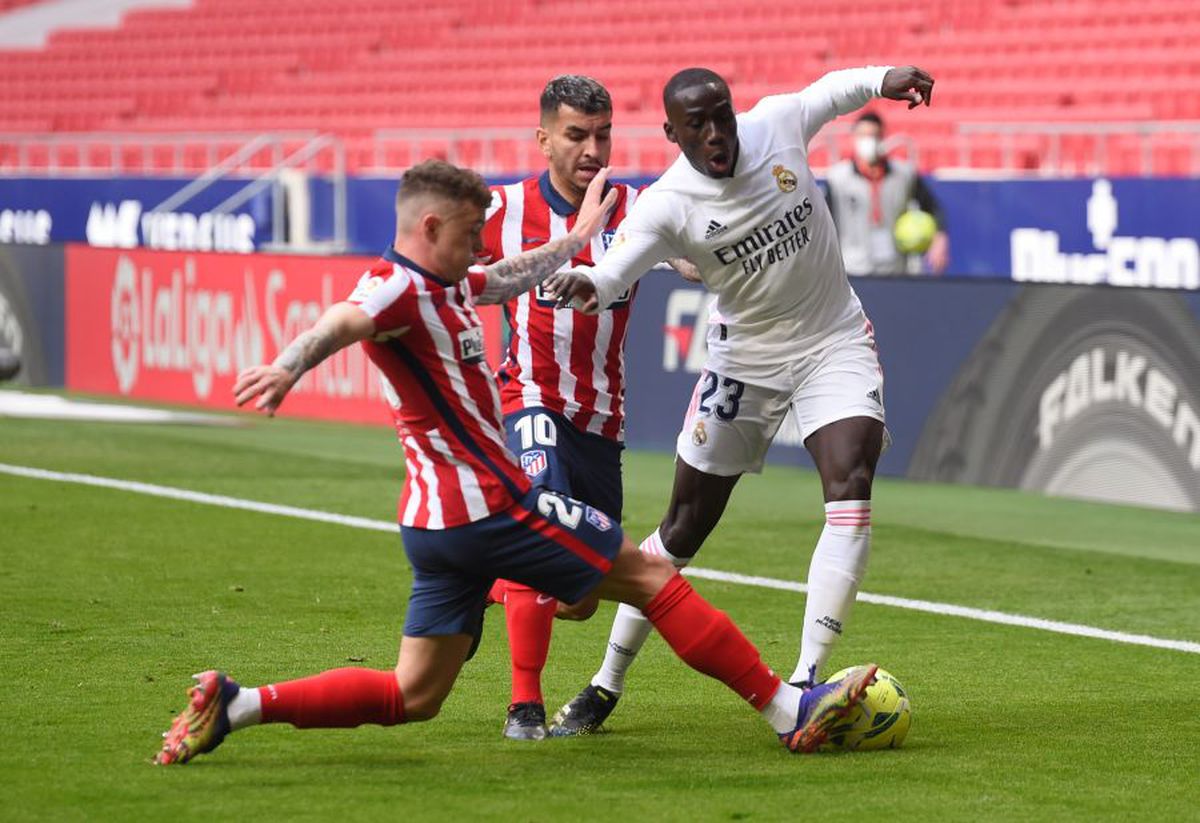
[540,74,612,120]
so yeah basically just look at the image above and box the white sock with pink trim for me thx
[592,529,688,694]
[790,500,871,685]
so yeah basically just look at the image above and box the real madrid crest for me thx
[772,164,798,193]
[692,419,708,447]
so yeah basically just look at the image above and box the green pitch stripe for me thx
[3,460,1198,656]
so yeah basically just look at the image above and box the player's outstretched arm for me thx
[233,302,373,416]
[478,168,618,305]
[790,65,932,144]
[545,194,681,314]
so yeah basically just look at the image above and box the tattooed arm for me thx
[477,167,619,305]
[233,302,374,416]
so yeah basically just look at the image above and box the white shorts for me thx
[675,333,887,476]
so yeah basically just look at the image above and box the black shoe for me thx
[503,701,547,741]
[547,684,619,737]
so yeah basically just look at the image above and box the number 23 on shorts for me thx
[698,371,745,421]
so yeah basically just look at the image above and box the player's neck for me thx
[389,241,455,283]
[545,169,584,211]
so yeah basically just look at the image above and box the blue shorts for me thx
[400,486,624,640]
[503,407,624,520]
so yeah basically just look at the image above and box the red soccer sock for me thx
[487,579,507,607]
[643,574,781,710]
[503,582,557,705]
[258,667,405,728]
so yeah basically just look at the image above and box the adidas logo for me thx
[867,388,882,404]
[703,219,728,239]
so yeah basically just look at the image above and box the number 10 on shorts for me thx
[514,413,558,450]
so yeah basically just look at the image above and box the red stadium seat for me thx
[1,0,1196,174]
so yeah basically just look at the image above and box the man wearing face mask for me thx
[826,111,949,275]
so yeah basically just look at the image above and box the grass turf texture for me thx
[2,407,1198,821]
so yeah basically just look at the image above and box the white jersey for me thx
[586,66,890,389]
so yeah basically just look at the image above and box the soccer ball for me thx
[821,666,912,751]
[893,210,937,255]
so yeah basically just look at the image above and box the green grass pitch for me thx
[1,404,1198,821]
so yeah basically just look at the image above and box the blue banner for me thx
[8,175,1198,285]
[925,177,1200,287]
[0,177,274,252]
[337,176,1200,290]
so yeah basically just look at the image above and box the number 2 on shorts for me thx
[537,492,582,529]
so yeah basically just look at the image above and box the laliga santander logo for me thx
[104,253,381,404]
[108,254,265,398]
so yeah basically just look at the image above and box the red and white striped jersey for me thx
[480,171,639,442]
[348,248,530,529]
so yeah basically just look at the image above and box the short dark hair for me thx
[855,111,885,131]
[540,75,612,119]
[396,159,491,212]
[663,67,729,109]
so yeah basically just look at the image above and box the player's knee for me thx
[401,691,446,722]
[825,462,875,501]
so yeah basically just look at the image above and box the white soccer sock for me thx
[790,500,871,685]
[592,529,689,694]
[227,685,262,731]
[760,681,804,734]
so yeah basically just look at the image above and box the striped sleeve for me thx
[479,187,506,264]
[349,266,416,334]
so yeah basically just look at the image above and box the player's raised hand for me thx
[570,167,619,242]
[233,364,296,417]
[881,66,934,109]
[544,270,600,313]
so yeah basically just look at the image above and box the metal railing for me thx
[0,131,322,176]
[368,124,914,177]
[369,126,679,177]
[954,121,1200,177]
[0,131,349,251]
[204,134,347,252]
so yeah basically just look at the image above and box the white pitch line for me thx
[680,567,1200,655]
[3,461,1198,656]
[0,462,397,534]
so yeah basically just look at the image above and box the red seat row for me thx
[0,0,1196,175]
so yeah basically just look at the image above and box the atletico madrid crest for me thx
[585,506,612,532]
[521,450,547,478]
